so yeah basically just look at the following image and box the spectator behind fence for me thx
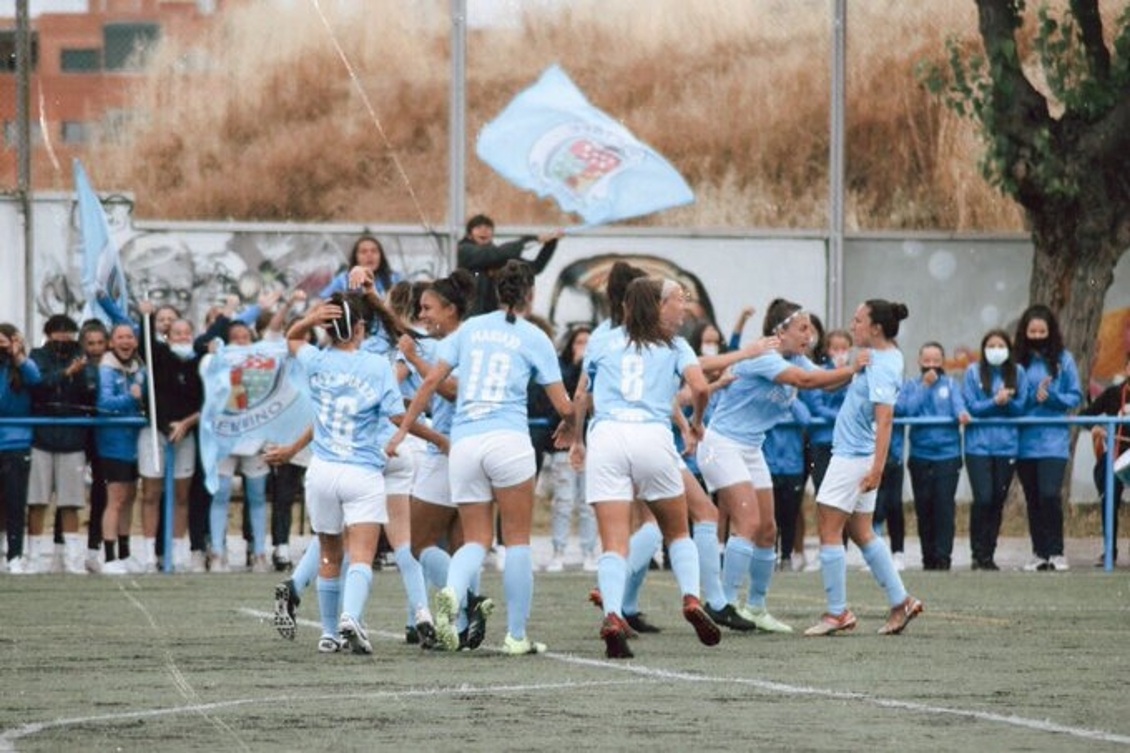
[0,324,41,574]
[94,322,146,575]
[1082,350,1130,566]
[962,328,1028,571]
[456,214,562,316]
[78,321,109,570]
[902,341,971,571]
[27,315,96,574]
[318,235,402,300]
[136,301,203,572]
[1014,304,1082,573]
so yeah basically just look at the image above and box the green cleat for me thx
[738,605,795,634]
[501,633,547,655]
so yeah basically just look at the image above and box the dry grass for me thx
[26,0,1054,229]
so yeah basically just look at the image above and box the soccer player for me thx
[577,277,722,659]
[386,260,573,655]
[804,299,924,637]
[697,298,861,633]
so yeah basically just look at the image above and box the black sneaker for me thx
[416,620,438,650]
[624,612,661,634]
[273,580,300,640]
[465,592,495,650]
[704,603,758,632]
[405,625,420,645]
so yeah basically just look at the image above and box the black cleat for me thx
[624,612,661,634]
[704,602,758,632]
[273,580,300,640]
[405,625,419,645]
[465,592,495,650]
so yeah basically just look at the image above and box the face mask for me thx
[700,344,719,357]
[921,366,945,378]
[831,352,849,368]
[1028,337,1049,353]
[984,346,1008,366]
[170,343,195,361]
[48,340,79,358]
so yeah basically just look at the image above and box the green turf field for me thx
[1,568,1127,752]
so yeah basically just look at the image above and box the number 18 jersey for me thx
[436,311,562,443]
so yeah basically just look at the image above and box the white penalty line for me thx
[241,606,1130,746]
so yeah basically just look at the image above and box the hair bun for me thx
[893,303,909,321]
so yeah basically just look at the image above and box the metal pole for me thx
[1103,425,1116,572]
[827,0,846,328]
[448,0,467,270]
[16,0,34,330]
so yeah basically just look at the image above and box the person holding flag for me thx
[457,214,562,317]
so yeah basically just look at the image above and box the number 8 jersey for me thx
[436,310,563,443]
[586,324,698,426]
[296,344,406,469]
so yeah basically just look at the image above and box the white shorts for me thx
[219,452,269,480]
[384,450,415,497]
[28,449,86,508]
[138,427,197,480]
[412,452,454,508]
[816,454,877,514]
[448,430,535,504]
[585,422,684,503]
[696,428,771,492]
[304,456,388,533]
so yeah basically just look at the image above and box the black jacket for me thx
[29,342,98,453]
[457,236,558,316]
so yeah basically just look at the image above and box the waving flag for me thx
[476,65,694,227]
[199,340,313,492]
[74,159,130,325]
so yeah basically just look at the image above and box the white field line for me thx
[3,605,1128,751]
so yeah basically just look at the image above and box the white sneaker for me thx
[581,554,599,572]
[7,555,39,575]
[188,551,207,574]
[101,559,130,575]
[86,551,102,574]
[250,554,271,573]
[492,545,507,573]
[1022,556,1050,572]
[893,552,906,572]
[544,553,565,573]
[121,556,147,574]
[208,553,229,573]
[1048,555,1070,571]
[790,553,807,572]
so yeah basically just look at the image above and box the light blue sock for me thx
[623,522,662,615]
[746,545,778,611]
[244,474,268,556]
[667,537,700,597]
[209,476,233,555]
[720,536,754,605]
[861,538,908,607]
[446,542,487,633]
[419,546,450,590]
[503,544,533,640]
[316,575,341,638]
[693,522,726,610]
[341,562,373,623]
[597,553,628,616]
[395,545,428,625]
[291,538,321,595]
[819,545,848,616]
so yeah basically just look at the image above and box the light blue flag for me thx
[476,64,694,227]
[74,159,130,325]
[199,340,313,493]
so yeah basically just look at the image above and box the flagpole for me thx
[141,310,162,476]
[448,0,467,269]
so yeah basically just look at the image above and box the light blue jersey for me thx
[587,327,697,425]
[297,344,405,469]
[832,347,904,458]
[708,350,816,446]
[436,311,562,443]
[582,319,613,387]
[397,333,456,455]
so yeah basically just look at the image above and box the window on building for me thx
[61,121,91,144]
[103,23,160,71]
[61,48,100,73]
[0,31,39,73]
[3,121,43,148]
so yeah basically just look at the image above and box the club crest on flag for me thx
[477,65,694,227]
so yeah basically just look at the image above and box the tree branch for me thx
[1069,0,1111,83]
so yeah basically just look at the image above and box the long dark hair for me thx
[327,292,368,343]
[623,278,671,348]
[558,324,593,362]
[688,320,723,356]
[1014,303,1065,377]
[607,261,647,327]
[864,299,909,340]
[495,260,535,323]
[0,323,23,391]
[978,328,1018,394]
[349,235,393,293]
[429,269,476,322]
